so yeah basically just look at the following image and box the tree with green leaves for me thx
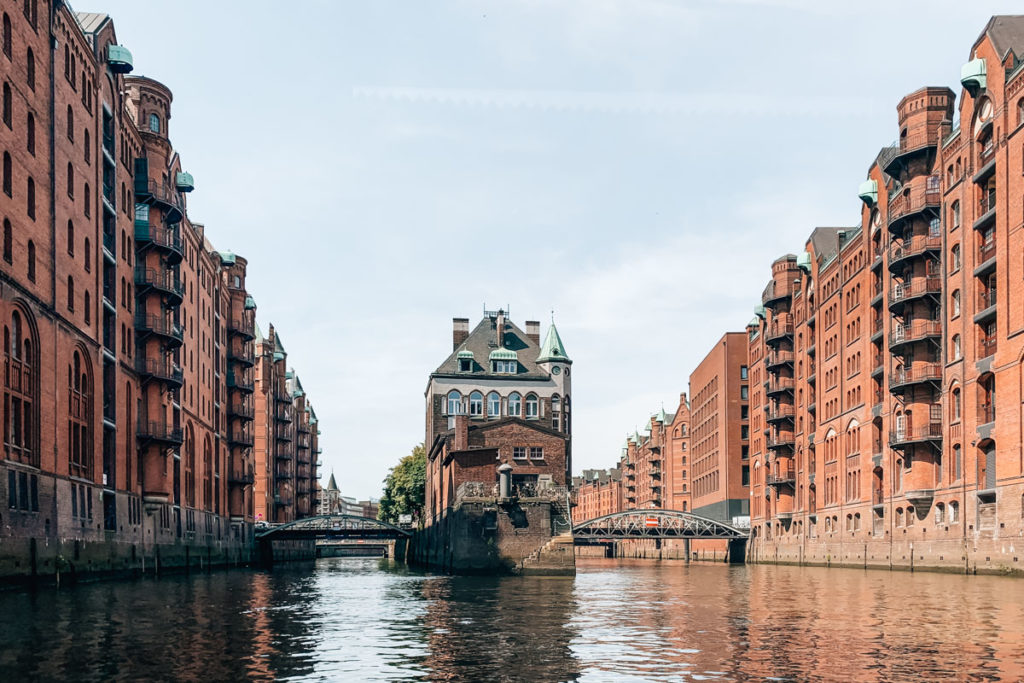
[378,443,426,525]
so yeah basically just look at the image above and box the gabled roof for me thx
[537,322,570,363]
[75,12,110,34]
[433,315,548,379]
[978,15,1024,60]
[327,473,338,491]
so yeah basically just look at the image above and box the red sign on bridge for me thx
[644,516,659,528]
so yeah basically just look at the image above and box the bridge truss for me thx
[572,509,748,541]
[257,514,411,540]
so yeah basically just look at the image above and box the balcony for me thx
[138,421,183,446]
[766,377,795,395]
[276,425,294,442]
[228,401,255,420]
[974,141,996,182]
[135,266,184,305]
[298,422,311,434]
[228,429,254,447]
[881,132,941,177]
[227,316,256,341]
[107,44,134,74]
[765,321,794,344]
[134,177,183,223]
[889,320,941,351]
[766,468,796,487]
[296,450,311,465]
[274,494,293,507]
[889,423,942,448]
[226,374,255,394]
[767,433,795,450]
[766,405,795,423]
[975,193,996,230]
[136,358,184,388]
[275,408,293,423]
[978,336,997,359]
[887,178,941,232]
[888,235,941,271]
[135,222,184,265]
[228,344,255,367]
[974,290,997,324]
[871,354,884,377]
[979,403,996,425]
[888,277,941,312]
[871,317,884,340]
[135,314,184,347]
[762,280,797,308]
[228,469,255,486]
[766,351,794,369]
[888,363,942,393]
[975,241,996,275]
[873,487,884,506]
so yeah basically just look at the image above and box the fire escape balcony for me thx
[888,277,942,313]
[275,391,291,404]
[135,314,184,348]
[888,363,942,394]
[889,321,942,352]
[766,406,795,423]
[766,351,794,369]
[228,468,255,486]
[228,401,255,420]
[275,407,293,423]
[134,266,183,306]
[889,423,942,449]
[138,421,183,447]
[765,321,794,344]
[888,235,942,272]
[228,345,255,367]
[298,422,311,434]
[136,358,184,389]
[226,374,255,394]
[887,178,941,233]
[871,354,884,378]
[274,492,293,507]
[228,429,254,447]
[767,434,795,450]
[880,132,940,178]
[762,280,797,308]
[766,377,795,396]
[227,316,256,341]
[276,424,294,442]
[975,241,996,276]
[974,140,996,183]
[134,223,184,272]
[974,193,997,231]
[766,468,796,487]
[275,451,292,462]
[974,289,997,324]
[134,177,184,224]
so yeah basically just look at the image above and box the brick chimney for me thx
[496,310,506,347]
[526,320,540,345]
[454,414,469,451]
[453,318,469,350]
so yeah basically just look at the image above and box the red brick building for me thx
[571,467,622,524]
[748,15,1024,573]
[424,310,571,527]
[0,6,316,579]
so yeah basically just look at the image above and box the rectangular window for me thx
[30,475,37,512]
[134,203,149,222]
[740,365,748,380]
[18,472,28,511]
[740,385,749,400]
[458,359,472,372]
[8,470,15,509]
[529,447,544,460]
[72,483,78,517]
[513,447,527,460]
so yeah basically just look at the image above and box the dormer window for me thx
[489,347,518,374]
[457,349,474,373]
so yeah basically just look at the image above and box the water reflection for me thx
[3,558,1024,681]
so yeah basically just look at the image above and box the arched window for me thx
[26,111,34,154]
[952,387,961,422]
[487,392,500,417]
[84,237,90,272]
[469,391,483,417]
[84,183,90,216]
[2,151,10,195]
[83,290,90,325]
[149,112,160,133]
[26,47,33,89]
[525,393,539,419]
[184,425,195,507]
[895,507,903,527]
[551,394,561,431]
[26,239,34,281]
[508,392,522,417]
[125,382,133,486]
[84,129,90,163]
[67,162,73,197]
[68,350,91,477]
[446,390,462,416]
[67,220,74,255]
[949,501,960,523]
[2,81,10,128]
[26,176,34,218]
[2,217,10,263]
[2,13,11,59]
[66,105,73,140]
[5,311,37,465]
[204,437,213,510]
[935,503,945,525]
[952,290,960,317]
[66,275,74,311]
[952,334,961,360]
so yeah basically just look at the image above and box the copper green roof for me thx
[489,347,518,361]
[456,349,475,359]
[655,406,668,423]
[244,295,256,310]
[218,251,237,264]
[537,322,570,363]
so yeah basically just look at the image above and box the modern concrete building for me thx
[748,15,1024,574]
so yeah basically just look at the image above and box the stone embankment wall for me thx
[575,539,735,563]
[403,499,574,575]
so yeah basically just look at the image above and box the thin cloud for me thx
[352,86,881,118]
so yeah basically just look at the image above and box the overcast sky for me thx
[94,0,1021,499]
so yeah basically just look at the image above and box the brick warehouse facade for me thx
[0,5,319,581]
[747,15,1024,575]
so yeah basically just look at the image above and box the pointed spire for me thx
[537,319,570,363]
[327,472,339,491]
[655,405,668,423]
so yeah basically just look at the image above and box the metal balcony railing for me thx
[136,358,184,386]
[891,277,942,304]
[228,402,255,419]
[889,423,942,446]
[765,321,794,342]
[135,314,183,343]
[978,289,997,311]
[890,321,942,347]
[226,374,254,393]
[978,193,997,218]
[978,240,996,264]
[767,468,796,486]
[889,235,942,264]
[979,336,997,358]
[138,421,183,445]
[766,377,795,394]
[135,266,184,301]
[978,403,996,425]
[889,364,942,390]
[888,178,941,226]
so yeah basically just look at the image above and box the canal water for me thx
[2,557,1024,681]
